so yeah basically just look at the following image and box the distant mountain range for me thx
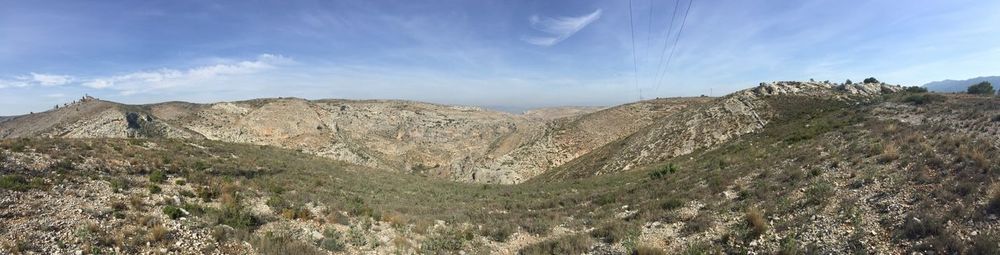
[923,76,999,92]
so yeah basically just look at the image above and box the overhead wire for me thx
[627,0,641,100]
[653,0,695,93]
[648,0,683,94]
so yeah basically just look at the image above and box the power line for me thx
[627,0,641,100]
[653,0,695,93]
[649,0,683,91]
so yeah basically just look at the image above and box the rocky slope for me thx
[543,81,902,179]
[0,96,705,183]
[2,81,999,255]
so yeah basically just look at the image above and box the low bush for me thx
[591,222,629,244]
[163,205,184,219]
[661,198,685,210]
[904,86,928,93]
[481,223,515,242]
[519,234,592,255]
[109,178,129,193]
[149,170,167,183]
[317,228,345,252]
[420,227,472,254]
[649,163,677,180]
[0,174,43,191]
[899,211,942,240]
[147,184,161,194]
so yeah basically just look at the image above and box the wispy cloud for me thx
[0,54,291,97]
[0,72,74,88]
[522,9,602,46]
[82,54,292,94]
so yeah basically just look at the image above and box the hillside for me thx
[923,76,1000,93]
[0,96,704,184]
[2,81,1000,254]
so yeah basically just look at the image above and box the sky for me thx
[1,0,999,115]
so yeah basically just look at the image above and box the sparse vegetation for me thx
[316,228,345,252]
[902,93,945,105]
[0,174,44,191]
[149,170,167,183]
[519,234,592,255]
[1,84,998,254]
[649,163,677,180]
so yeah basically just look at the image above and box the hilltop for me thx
[2,80,999,254]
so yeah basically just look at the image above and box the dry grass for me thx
[746,207,768,238]
[148,225,170,243]
[878,142,899,163]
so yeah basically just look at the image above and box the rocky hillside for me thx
[542,81,902,179]
[0,96,706,184]
[1,81,998,255]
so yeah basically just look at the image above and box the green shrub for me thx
[420,228,469,253]
[649,163,677,180]
[481,223,515,242]
[147,184,162,194]
[109,178,129,193]
[863,77,879,84]
[179,190,195,197]
[182,203,205,216]
[904,86,928,93]
[0,175,34,191]
[214,201,259,230]
[661,198,685,210]
[149,170,167,183]
[805,181,833,206]
[967,81,995,95]
[266,195,289,212]
[593,194,616,206]
[317,228,345,252]
[163,205,184,219]
[175,180,186,186]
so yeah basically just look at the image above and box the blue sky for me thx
[1,0,999,115]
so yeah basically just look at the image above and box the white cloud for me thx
[83,54,292,93]
[0,72,74,88]
[27,72,73,86]
[522,9,602,46]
